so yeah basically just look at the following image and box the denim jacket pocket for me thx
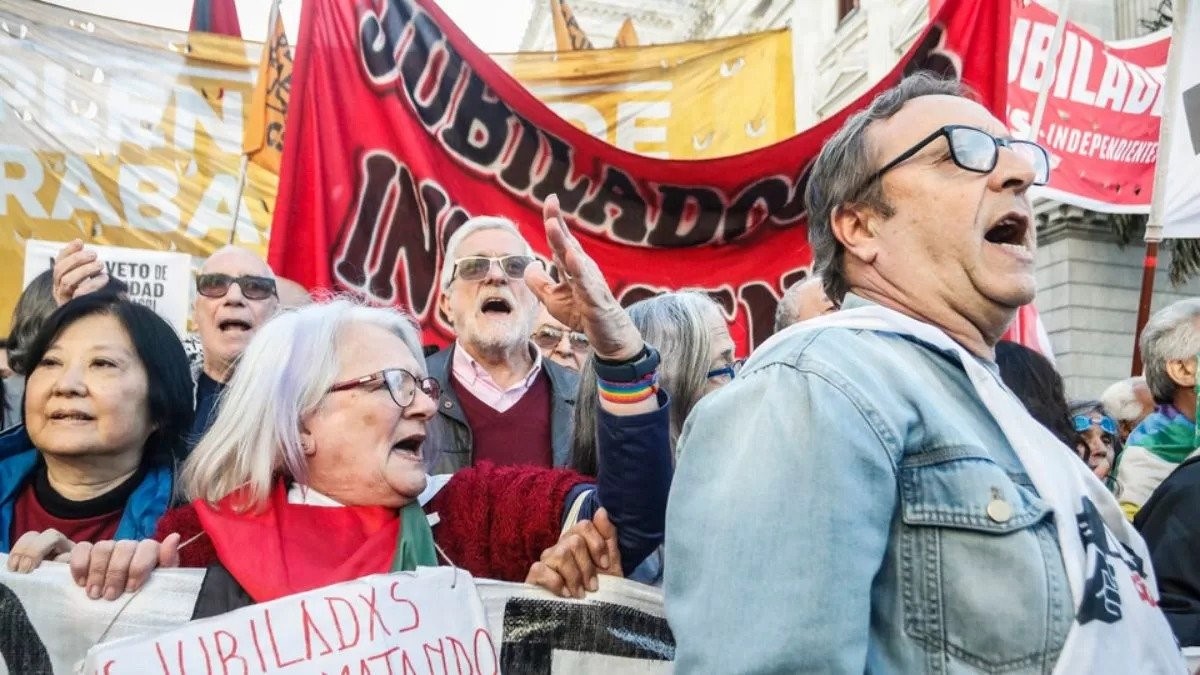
[897,450,1071,673]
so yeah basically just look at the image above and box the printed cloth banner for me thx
[1158,0,1200,239]
[242,2,292,174]
[0,556,673,674]
[267,0,1012,354]
[494,29,796,159]
[0,0,276,326]
[23,240,193,333]
[1008,1,1170,213]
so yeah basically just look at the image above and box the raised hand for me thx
[53,239,110,306]
[524,195,644,362]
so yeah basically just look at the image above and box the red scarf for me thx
[194,481,400,602]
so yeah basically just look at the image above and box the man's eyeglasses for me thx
[706,359,744,382]
[532,325,590,353]
[196,273,278,301]
[328,368,441,408]
[452,255,544,283]
[865,125,1051,191]
[1074,414,1117,435]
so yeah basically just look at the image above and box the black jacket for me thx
[1135,454,1200,646]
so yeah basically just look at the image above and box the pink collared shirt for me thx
[451,342,544,412]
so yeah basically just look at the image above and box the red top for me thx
[155,462,587,585]
[453,369,553,467]
[12,483,121,544]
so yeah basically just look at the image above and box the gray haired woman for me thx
[566,291,738,585]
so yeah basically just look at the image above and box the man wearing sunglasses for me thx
[666,74,1182,672]
[190,246,280,442]
[426,217,579,473]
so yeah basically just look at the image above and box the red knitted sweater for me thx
[154,462,588,583]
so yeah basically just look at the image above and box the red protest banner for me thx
[1008,1,1170,213]
[267,0,1011,353]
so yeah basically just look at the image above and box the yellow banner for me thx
[0,1,275,326]
[496,29,795,159]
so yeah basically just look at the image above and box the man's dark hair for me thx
[23,295,194,466]
[805,73,972,303]
[995,340,1075,448]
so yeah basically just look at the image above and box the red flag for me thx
[189,0,242,37]
[269,0,1011,354]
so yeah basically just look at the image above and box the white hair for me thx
[1100,377,1147,422]
[438,216,533,291]
[180,297,425,510]
[1139,298,1200,403]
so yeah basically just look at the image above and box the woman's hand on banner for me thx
[525,507,623,599]
[53,239,110,306]
[6,528,75,573]
[67,533,182,600]
[525,195,643,362]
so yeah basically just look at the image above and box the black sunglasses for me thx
[196,273,278,301]
[328,368,441,408]
[865,124,1051,191]
[452,255,544,282]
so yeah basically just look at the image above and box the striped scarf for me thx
[1126,404,1199,464]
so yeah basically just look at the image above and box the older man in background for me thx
[1113,298,1200,519]
[1101,376,1155,444]
[773,274,837,333]
[427,217,578,473]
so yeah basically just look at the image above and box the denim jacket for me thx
[665,298,1073,673]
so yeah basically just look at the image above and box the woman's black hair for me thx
[22,294,194,466]
[6,270,56,376]
[995,340,1076,448]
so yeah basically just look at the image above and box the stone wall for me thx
[1035,207,1200,400]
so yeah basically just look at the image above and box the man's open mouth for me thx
[480,298,513,316]
[984,212,1031,253]
[218,319,253,332]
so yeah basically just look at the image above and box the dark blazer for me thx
[424,343,578,473]
[1135,454,1200,646]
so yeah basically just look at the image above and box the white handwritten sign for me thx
[83,567,497,675]
[23,239,192,333]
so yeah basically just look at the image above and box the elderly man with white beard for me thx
[427,217,580,473]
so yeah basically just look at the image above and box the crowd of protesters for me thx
[1,72,1199,671]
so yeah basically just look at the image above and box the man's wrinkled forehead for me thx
[201,247,274,278]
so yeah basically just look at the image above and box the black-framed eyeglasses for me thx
[706,359,744,382]
[864,125,1051,191]
[532,325,590,353]
[452,255,545,282]
[196,273,278,301]
[328,368,441,408]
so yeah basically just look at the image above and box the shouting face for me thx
[439,228,539,360]
[193,247,279,382]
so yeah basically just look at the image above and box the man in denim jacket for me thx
[666,74,1079,672]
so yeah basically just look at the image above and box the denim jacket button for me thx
[987,498,1014,523]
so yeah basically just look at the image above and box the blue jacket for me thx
[0,425,174,552]
[666,296,1073,673]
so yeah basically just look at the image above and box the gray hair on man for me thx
[180,297,426,509]
[804,73,968,304]
[1100,376,1149,422]
[438,216,534,291]
[1139,298,1200,404]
